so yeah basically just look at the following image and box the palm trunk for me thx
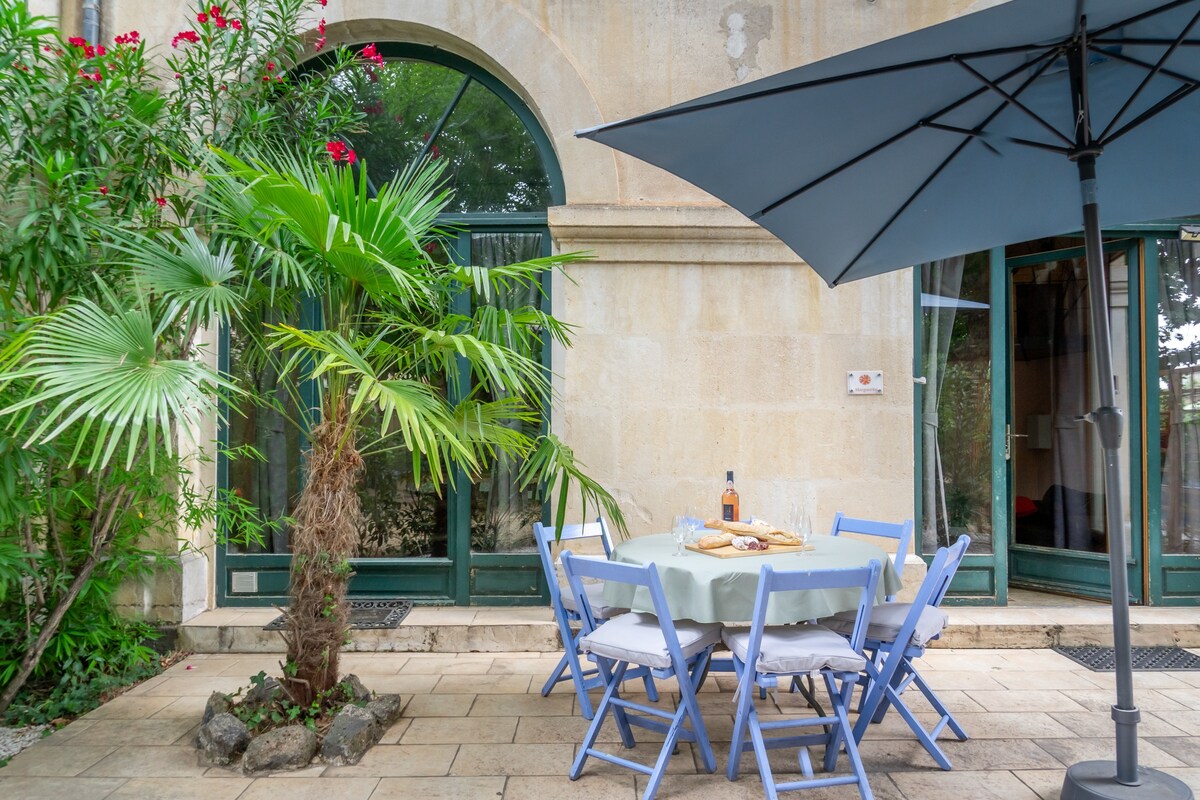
[279,411,362,707]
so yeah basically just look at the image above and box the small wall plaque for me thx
[847,370,883,395]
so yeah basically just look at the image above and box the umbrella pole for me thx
[1060,155,1192,800]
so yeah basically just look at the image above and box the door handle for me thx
[1005,424,1028,460]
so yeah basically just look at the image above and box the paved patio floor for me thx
[2,648,1199,800]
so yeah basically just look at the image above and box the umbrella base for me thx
[1061,761,1193,800]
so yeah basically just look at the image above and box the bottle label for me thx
[723,503,734,522]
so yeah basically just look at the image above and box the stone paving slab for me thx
[3,649,1200,799]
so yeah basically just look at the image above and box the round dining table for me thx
[602,533,903,624]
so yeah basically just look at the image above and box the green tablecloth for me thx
[602,533,903,624]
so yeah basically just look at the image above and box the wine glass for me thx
[671,515,689,556]
[685,506,702,543]
[786,500,812,555]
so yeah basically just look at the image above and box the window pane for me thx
[920,253,993,554]
[357,406,451,558]
[470,232,545,554]
[225,314,302,554]
[344,60,551,212]
[1158,239,1200,555]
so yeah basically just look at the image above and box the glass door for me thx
[1006,242,1143,601]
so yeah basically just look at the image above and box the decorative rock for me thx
[319,705,379,766]
[342,673,371,702]
[202,691,232,725]
[241,724,318,773]
[197,713,250,766]
[364,694,403,728]
[242,676,281,710]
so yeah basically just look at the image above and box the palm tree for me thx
[3,149,623,709]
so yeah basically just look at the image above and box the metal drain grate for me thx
[1053,645,1200,672]
[264,599,414,631]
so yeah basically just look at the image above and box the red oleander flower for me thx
[68,36,86,47]
[325,141,357,164]
[261,75,270,82]
[96,45,106,56]
[318,18,326,34]
[83,44,95,58]
[174,72,181,79]
[319,0,327,6]
[99,186,108,195]
[155,197,167,207]
[215,17,227,28]
[114,31,139,45]
[210,4,221,15]
[171,30,201,47]
[266,62,274,71]
[315,36,326,51]
[197,12,208,22]
[230,19,242,30]
[361,43,383,66]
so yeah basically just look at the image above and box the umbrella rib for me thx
[1096,6,1200,142]
[1092,0,1198,38]
[829,135,974,287]
[1094,42,1200,86]
[1102,81,1200,145]
[953,55,1075,148]
[754,48,1061,219]
[829,49,1068,286]
[581,42,1056,135]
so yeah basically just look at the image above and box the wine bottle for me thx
[722,470,740,522]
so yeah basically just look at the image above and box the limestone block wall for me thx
[549,205,915,541]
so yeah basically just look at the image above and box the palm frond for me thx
[518,433,627,538]
[105,228,243,324]
[0,291,240,471]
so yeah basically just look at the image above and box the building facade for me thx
[29,0,1200,615]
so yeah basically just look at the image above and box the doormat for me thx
[264,599,414,631]
[1053,645,1200,672]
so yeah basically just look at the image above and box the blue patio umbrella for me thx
[578,2,1200,798]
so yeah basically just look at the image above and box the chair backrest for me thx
[928,534,970,607]
[751,561,883,656]
[882,534,971,650]
[560,550,689,669]
[532,518,613,602]
[829,512,914,578]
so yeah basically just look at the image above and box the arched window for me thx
[219,44,560,606]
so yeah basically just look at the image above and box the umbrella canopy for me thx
[579,2,1199,798]
[578,0,1200,286]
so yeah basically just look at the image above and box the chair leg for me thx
[571,658,630,782]
[642,671,659,702]
[540,651,570,697]
[726,657,754,782]
[910,668,968,741]
[825,672,875,800]
[684,650,716,773]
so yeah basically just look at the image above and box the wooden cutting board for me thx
[685,542,813,558]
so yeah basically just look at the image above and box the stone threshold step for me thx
[177,605,1200,653]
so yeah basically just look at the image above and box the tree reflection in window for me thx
[339,56,551,213]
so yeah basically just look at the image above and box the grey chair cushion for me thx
[821,602,948,647]
[580,612,722,670]
[561,582,626,620]
[722,624,866,674]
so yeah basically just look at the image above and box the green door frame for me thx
[217,41,564,607]
[1142,234,1200,604]
[912,247,1006,604]
[1003,239,1144,603]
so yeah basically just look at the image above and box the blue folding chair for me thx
[561,550,721,800]
[532,519,657,719]
[829,512,914,600]
[724,560,883,800]
[821,534,971,770]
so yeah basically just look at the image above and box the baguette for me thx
[703,518,803,545]
[697,532,735,549]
